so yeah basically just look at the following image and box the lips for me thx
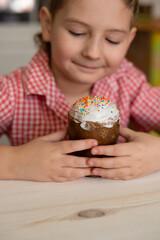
[80,65,99,70]
[74,61,104,70]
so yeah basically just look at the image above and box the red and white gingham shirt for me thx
[0,49,160,146]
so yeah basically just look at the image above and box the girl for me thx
[0,0,160,182]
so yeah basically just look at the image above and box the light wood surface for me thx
[0,171,160,240]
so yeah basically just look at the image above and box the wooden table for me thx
[0,172,160,240]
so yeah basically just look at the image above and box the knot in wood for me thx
[78,209,105,219]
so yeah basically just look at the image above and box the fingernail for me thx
[93,169,99,175]
[89,161,95,166]
[92,148,99,155]
[92,141,98,147]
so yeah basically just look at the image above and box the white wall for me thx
[0,23,40,75]
[0,23,40,145]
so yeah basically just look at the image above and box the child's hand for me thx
[9,130,98,182]
[88,127,160,180]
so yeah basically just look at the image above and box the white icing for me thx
[70,97,120,130]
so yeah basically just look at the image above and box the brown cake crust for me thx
[68,113,119,157]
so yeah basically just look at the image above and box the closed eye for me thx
[69,30,85,36]
[106,38,120,45]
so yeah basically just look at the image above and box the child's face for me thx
[40,0,136,85]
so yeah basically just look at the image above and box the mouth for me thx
[74,62,104,71]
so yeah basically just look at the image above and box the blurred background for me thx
[0,0,44,77]
[127,0,160,87]
[0,0,160,83]
[0,0,160,144]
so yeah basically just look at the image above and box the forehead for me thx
[56,0,132,30]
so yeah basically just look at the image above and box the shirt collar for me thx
[92,73,119,101]
[23,49,126,121]
[23,48,52,96]
[23,49,70,122]
[24,48,123,97]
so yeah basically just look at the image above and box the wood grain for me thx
[0,171,160,240]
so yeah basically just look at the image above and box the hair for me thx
[123,0,139,23]
[34,0,139,53]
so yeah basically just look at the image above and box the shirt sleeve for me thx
[0,74,15,135]
[129,68,160,132]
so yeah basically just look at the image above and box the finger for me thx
[52,177,79,182]
[119,126,137,141]
[91,142,133,157]
[60,139,98,154]
[63,155,89,168]
[59,167,91,179]
[91,167,132,180]
[41,129,67,142]
[87,157,131,169]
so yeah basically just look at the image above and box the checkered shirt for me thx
[0,49,160,146]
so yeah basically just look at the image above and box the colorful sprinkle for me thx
[71,96,119,116]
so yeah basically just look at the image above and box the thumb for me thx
[40,129,67,142]
[119,126,137,141]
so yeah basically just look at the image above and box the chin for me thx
[71,71,105,84]
[72,75,99,85]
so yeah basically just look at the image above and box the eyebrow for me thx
[65,18,91,27]
[107,29,127,34]
[65,18,128,34]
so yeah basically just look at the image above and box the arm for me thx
[0,145,15,179]
[87,127,160,180]
[0,130,98,182]
[130,80,160,133]
[119,63,160,132]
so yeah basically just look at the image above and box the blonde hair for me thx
[35,0,139,53]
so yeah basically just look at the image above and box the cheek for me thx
[105,45,129,68]
[52,43,69,62]
[51,35,77,62]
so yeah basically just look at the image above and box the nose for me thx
[82,37,101,60]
